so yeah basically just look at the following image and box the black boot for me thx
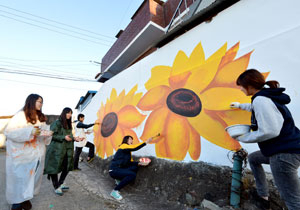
[21,200,32,210]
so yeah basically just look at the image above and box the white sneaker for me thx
[54,187,63,196]
[110,190,123,201]
[60,184,69,192]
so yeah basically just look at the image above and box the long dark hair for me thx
[23,94,46,124]
[121,135,133,145]
[236,69,280,89]
[59,107,72,129]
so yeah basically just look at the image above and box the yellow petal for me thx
[188,110,241,151]
[170,50,189,76]
[213,52,252,88]
[188,42,205,68]
[140,106,169,144]
[155,137,168,158]
[110,125,124,151]
[137,85,171,111]
[95,135,105,159]
[215,110,251,126]
[118,105,146,128]
[207,43,227,63]
[106,138,114,157]
[132,92,143,106]
[123,128,140,144]
[262,71,270,79]
[201,87,251,111]
[188,125,201,161]
[169,71,191,89]
[145,65,172,90]
[93,121,100,133]
[185,44,227,94]
[97,103,105,121]
[123,85,138,106]
[219,42,239,69]
[104,99,112,114]
[111,89,125,112]
[164,112,190,160]
[110,88,118,102]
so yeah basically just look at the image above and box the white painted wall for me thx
[83,0,300,171]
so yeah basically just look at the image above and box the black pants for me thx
[49,154,69,189]
[74,141,95,168]
[109,164,138,191]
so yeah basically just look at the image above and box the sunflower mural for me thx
[137,42,268,161]
[93,85,146,158]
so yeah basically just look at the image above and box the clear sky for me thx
[0,0,143,116]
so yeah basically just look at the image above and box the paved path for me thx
[0,149,183,210]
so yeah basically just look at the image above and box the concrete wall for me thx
[84,0,300,172]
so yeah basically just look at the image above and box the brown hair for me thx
[236,69,279,89]
[23,94,46,124]
[59,107,73,129]
[121,135,133,145]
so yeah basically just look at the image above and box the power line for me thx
[0,9,114,43]
[0,14,111,46]
[0,68,98,82]
[0,4,115,40]
[0,60,96,78]
[0,57,89,62]
[0,77,99,91]
[117,0,134,31]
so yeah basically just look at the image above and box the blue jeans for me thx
[248,150,300,210]
[109,164,138,191]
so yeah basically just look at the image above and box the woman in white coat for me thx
[4,94,52,210]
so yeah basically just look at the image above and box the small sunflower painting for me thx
[137,42,269,161]
[93,85,146,158]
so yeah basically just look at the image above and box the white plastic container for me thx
[225,124,251,138]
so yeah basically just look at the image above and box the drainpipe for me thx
[230,148,247,208]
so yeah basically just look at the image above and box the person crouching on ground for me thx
[73,113,99,171]
[109,135,153,200]
[4,94,52,210]
[44,107,82,196]
[230,69,300,210]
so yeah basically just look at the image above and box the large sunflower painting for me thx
[137,42,268,161]
[93,85,146,158]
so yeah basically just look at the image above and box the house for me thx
[96,0,238,82]
[75,90,97,113]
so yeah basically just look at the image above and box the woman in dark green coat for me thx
[44,107,81,195]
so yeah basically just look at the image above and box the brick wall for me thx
[101,0,165,72]
[101,0,193,73]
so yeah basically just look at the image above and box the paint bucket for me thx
[225,124,251,138]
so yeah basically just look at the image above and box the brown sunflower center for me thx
[101,112,118,137]
[166,88,201,117]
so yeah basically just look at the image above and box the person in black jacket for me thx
[230,69,300,210]
[73,114,99,171]
[109,135,153,200]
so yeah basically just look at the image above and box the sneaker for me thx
[73,167,81,171]
[110,190,123,201]
[115,179,121,185]
[54,187,63,196]
[87,156,95,163]
[60,184,69,192]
